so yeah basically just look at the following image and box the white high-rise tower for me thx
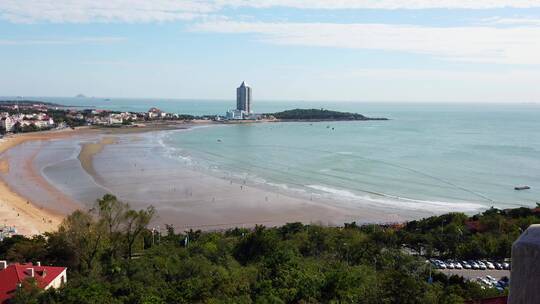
[236,81,252,113]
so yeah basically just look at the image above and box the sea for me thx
[4,97,540,214]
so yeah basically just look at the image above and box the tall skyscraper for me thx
[236,81,252,113]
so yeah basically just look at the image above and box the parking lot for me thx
[429,259,510,289]
[440,269,510,281]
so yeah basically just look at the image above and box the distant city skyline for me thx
[1,1,540,103]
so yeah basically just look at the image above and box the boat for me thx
[514,186,530,191]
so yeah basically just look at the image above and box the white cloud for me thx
[0,37,126,45]
[483,17,540,26]
[2,1,540,23]
[193,21,540,64]
[320,67,540,83]
[0,0,217,23]
[318,67,540,102]
[219,0,540,10]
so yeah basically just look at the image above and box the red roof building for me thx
[0,261,67,303]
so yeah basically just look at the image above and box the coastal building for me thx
[0,226,16,241]
[108,114,124,125]
[236,81,252,114]
[147,107,161,119]
[225,81,254,120]
[147,107,167,119]
[0,261,67,303]
[0,117,15,132]
[226,109,247,120]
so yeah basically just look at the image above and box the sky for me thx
[1,1,540,102]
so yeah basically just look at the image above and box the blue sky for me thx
[1,1,539,102]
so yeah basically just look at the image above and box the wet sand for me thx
[0,124,196,236]
[77,132,429,230]
[78,136,118,183]
[0,129,95,235]
[0,123,434,235]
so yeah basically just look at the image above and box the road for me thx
[440,269,510,280]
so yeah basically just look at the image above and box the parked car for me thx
[471,261,480,270]
[447,262,455,269]
[502,262,510,270]
[430,260,443,269]
[462,261,472,269]
[495,262,503,270]
[498,276,510,288]
[434,260,447,269]
[486,261,495,269]
[477,277,491,285]
[454,262,463,269]
[478,261,487,270]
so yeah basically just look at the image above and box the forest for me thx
[2,194,536,303]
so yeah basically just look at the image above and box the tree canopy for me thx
[0,195,533,303]
[269,109,387,120]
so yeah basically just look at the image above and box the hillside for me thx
[269,108,388,121]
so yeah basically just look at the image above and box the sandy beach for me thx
[0,122,436,236]
[78,136,118,184]
[0,124,195,236]
[0,125,175,236]
[74,129,429,230]
[0,129,96,235]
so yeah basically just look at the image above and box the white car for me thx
[477,277,491,285]
[454,262,463,269]
[486,262,495,269]
[447,262,455,269]
[478,261,487,270]
[434,261,446,269]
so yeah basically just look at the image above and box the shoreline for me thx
[0,124,196,236]
[0,120,490,235]
[76,127,436,230]
[0,123,216,236]
[0,129,96,235]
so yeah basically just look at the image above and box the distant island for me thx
[75,94,87,98]
[268,108,388,121]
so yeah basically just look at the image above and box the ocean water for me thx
[154,102,540,212]
[6,97,540,213]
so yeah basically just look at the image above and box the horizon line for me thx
[0,95,538,105]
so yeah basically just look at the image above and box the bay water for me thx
[11,97,540,213]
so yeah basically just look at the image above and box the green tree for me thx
[123,206,155,260]
[11,278,41,304]
[57,210,105,275]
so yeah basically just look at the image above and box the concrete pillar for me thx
[509,224,540,304]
